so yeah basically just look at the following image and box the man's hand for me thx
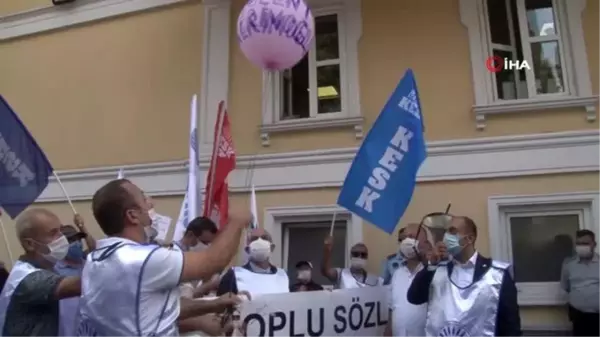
[427,241,448,264]
[216,292,242,310]
[73,214,85,231]
[324,235,333,252]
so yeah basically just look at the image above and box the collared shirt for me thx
[450,251,478,287]
[388,262,427,336]
[2,257,63,336]
[381,254,404,285]
[561,253,599,313]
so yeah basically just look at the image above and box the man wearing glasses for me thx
[381,228,407,285]
[321,237,382,289]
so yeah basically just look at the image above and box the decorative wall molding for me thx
[0,0,192,40]
[198,0,230,154]
[38,130,599,202]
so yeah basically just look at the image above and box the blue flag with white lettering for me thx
[337,69,427,234]
[0,96,53,219]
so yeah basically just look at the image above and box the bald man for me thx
[321,237,383,289]
[0,209,81,336]
[384,223,431,336]
[217,228,289,297]
[407,216,521,336]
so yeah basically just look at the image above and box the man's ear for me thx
[270,243,276,252]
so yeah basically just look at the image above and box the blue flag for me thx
[337,69,427,234]
[0,96,53,219]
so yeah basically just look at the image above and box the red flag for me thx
[203,101,236,228]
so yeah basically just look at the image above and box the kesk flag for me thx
[337,69,427,234]
[0,96,53,218]
[173,95,201,242]
[203,101,236,228]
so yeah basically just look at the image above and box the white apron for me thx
[77,237,179,336]
[425,260,509,337]
[0,260,40,333]
[233,267,289,296]
[338,268,382,289]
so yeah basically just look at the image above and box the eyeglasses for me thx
[351,252,368,258]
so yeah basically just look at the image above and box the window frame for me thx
[259,0,363,147]
[282,220,348,290]
[488,191,600,306]
[280,13,345,121]
[262,205,363,268]
[459,0,597,130]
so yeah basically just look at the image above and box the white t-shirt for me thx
[79,237,184,336]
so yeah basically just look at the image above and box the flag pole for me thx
[53,172,77,214]
[329,211,337,237]
[0,216,14,266]
[206,102,226,215]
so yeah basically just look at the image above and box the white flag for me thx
[173,95,201,242]
[239,185,259,265]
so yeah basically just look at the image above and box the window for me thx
[283,221,347,288]
[260,0,363,147]
[488,192,599,305]
[280,15,342,120]
[486,0,567,100]
[459,0,597,129]
[262,205,363,278]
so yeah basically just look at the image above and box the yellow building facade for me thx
[0,0,598,331]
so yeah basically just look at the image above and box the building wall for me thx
[0,0,598,331]
[0,1,204,169]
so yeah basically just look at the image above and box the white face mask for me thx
[248,238,272,262]
[399,238,418,259]
[297,270,311,281]
[575,244,593,258]
[350,257,367,269]
[43,235,69,263]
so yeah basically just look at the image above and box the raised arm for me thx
[180,212,250,283]
[320,235,339,282]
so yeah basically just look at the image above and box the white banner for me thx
[240,287,389,336]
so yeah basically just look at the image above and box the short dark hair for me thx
[456,215,478,238]
[186,217,217,236]
[92,179,137,236]
[398,228,406,234]
[576,229,595,241]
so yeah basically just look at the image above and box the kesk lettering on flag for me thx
[337,69,427,234]
[0,96,54,218]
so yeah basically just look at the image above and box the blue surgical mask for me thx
[66,241,85,261]
[443,233,463,257]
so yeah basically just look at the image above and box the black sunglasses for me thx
[351,252,368,258]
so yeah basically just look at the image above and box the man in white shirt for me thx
[77,179,250,336]
[384,223,429,336]
[217,227,289,297]
[407,215,521,336]
[321,237,382,289]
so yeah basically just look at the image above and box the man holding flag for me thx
[0,96,82,336]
